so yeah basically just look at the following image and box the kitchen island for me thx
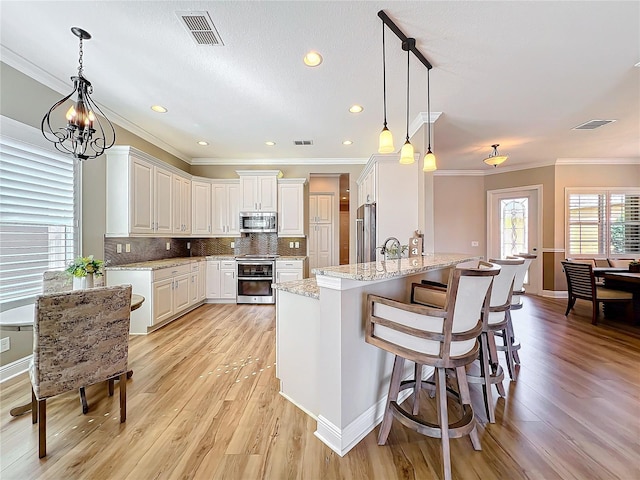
[273,253,480,456]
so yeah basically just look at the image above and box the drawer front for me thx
[221,260,236,270]
[276,260,303,270]
[153,264,190,281]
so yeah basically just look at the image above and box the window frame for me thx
[565,186,640,259]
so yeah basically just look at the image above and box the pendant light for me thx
[484,144,509,167]
[378,22,394,153]
[41,27,116,161]
[399,39,415,165]
[423,68,437,172]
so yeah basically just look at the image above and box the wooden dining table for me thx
[602,271,640,324]
[1,294,145,417]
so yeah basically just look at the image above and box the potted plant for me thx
[66,255,104,289]
[629,260,640,273]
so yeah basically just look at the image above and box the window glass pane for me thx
[568,193,606,255]
[500,198,528,257]
[610,193,640,255]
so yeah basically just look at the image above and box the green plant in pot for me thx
[629,260,640,273]
[66,255,104,289]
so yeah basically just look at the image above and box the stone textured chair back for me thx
[43,270,105,293]
[31,285,132,399]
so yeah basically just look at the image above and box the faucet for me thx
[380,237,401,260]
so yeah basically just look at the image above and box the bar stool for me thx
[365,261,500,480]
[502,253,537,367]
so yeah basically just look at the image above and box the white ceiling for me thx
[1,1,639,170]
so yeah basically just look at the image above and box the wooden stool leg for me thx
[108,378,115,396]
[31,388,38,424]
[119,372,127,423]
[413,363,422,415]
[592,301,599,325]
[378,356,404,445]
[436,367,452,480]
[38,399,46,458]
[487,333,506,397]
[456,366,481,451]
[479,332,495,424]
[79,387,89,414]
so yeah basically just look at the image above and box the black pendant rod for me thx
[378,10,433,70]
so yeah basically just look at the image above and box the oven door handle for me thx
[237,276,274,281]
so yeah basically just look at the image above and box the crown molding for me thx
[409,111,442,139]
[191,157,369,166]
[556,157,640,165]
[434,169,486,176]
[1,46,191,164]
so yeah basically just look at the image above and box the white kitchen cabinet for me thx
[212,180,240,236]
[173,175,192,235]
[309,194,332,224]
[309,193,334,269]
[106,261,202,334]
[237,170,281,212]
[276,259,306,282]
[278,179,306,236]
[206,259,236,302]
[189,261,202,305]
[106,146,191,237]
[192,179,212,236]
[206,260,221,298]
[198,260,206,301]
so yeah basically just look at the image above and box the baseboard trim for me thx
[542,290,568,298]
[0,355,30,383]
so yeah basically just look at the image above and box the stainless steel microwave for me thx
[239,212,277,233]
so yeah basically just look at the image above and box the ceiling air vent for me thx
[176,11,224,46]
[572,119,616,130]
[294,140,314,146]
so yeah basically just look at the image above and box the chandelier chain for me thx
[78,37,84,76]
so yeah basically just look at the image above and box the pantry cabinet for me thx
[237,170,281,212]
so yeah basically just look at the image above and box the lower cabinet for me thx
[106,261,204,334]
[206,259,237,302]
[276,259,306,282]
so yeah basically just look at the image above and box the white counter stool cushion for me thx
[466,257,523,421]
[30,285,132,458]
[365,262,500,480]
[561,261,633,325]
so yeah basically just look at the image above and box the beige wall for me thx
[1,62,190,258]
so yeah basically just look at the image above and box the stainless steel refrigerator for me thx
[356,203,376,263]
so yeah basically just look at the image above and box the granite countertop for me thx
[312,253,481,281]
[276,256,307,261]
[105,257,206,271]
[272,277,319,299]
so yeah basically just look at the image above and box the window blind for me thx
[567,190,640,256]
[0,136,78,307]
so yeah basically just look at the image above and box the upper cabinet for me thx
[278,178,307,237]
[107,147,187,237]
[191,179,212,236]
[173,175,191,235]
[212,180,240,236]
[237,170,282,212]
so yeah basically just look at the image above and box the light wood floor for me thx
[1,296,639,479]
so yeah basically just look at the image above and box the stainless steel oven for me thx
[236,255,277,304]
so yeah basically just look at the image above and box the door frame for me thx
[487,184,543,295]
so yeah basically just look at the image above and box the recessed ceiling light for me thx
[151,105,167,113]
[303,51,323,67]
[342,140,353,145]
[265,141,276,146]
[349,105,363,113]
[635,61,640,67]
[197,141,209,146]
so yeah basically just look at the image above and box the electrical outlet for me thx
[230,241,235,249]
[0,337,10,353]
[116,244,122,254]
[125,243,131,253]
[289,242,294,248]
[166,242,171,250]
[187,242,191,249]
[471,241,479,247]
[295,241,300,248]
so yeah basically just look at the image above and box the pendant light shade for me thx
[378,22,395,154]
[484,144,509,167]
[423,68,437,172]
[400,140,415,164]
[41,27,115,161]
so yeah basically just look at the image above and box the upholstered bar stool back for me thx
[507,253,537,309]
[365,262,500,480]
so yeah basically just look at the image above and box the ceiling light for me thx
[265,141,276,146]
[378,21,394,153]
[197,141,209,146]
[303,51,322,67]
[41,27,115,160]
[399,39,415,165]
[151,105,168,113]
[483,144,508,167]
[423,68,437,172]
[342,140,353,145]
[349,105,363,113]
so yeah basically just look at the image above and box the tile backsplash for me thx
[105,235,307,266]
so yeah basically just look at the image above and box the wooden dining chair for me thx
[30,285,132,457]
[366,262,500,480]
[561,261,633,324]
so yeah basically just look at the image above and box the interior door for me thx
[487,186,542,294]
